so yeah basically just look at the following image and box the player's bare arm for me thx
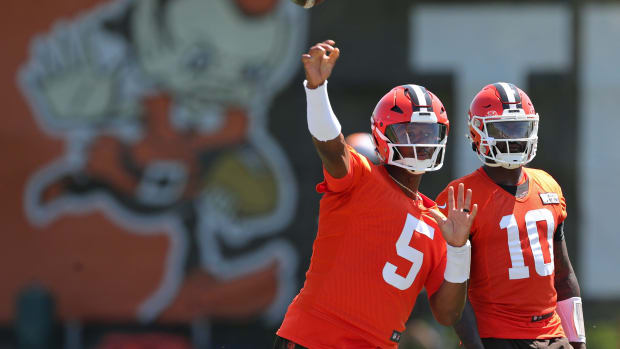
[554,239,581,302]
[301,40,350,178]
[554,238,586,349]
[453,300,484,349]
[428,184,478,325]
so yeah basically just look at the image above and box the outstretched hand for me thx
[429,183,478,247]
[301,40,340,89]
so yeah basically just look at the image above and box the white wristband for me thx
[444,240,471,283]
[304,80,341,141]
[557,297,586,343]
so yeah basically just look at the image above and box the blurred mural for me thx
[4,0,307,347]
[19,0,304,322]
[2,0,620,348]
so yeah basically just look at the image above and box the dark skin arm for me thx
[302,40,350,178]
[311,135,349,179]
[453,299,484,349]
[554,237,586,349]
[428,184,479,325]
[429,280,468,326]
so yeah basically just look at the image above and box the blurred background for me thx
[1,0,619,348]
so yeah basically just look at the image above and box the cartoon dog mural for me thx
[19,0,306,324]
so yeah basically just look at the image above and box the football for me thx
[290,0,326,9]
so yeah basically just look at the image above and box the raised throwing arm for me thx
[301,40,350,179]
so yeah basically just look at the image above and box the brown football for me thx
[290,0,326,9]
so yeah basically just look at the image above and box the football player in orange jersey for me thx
[436,83,585,349]
[274,39,479,349]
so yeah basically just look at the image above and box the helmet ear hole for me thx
[471,143,478,153]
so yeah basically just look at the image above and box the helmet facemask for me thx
[375,121,447,173]
[469,111,539,169]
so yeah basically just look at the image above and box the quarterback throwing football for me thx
[437,83,586,349]
[274,40,478,349]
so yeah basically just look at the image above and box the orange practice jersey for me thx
[277,147,447,349]
[436,167,567,339]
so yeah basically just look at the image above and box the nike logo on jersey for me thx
[437,203,446,209]
[540,193,560,204]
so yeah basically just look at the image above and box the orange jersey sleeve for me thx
[278,148,447,348]
[315,145,371,194]
[438,168,567,340]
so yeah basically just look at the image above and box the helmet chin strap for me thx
[494,152,528,169]
[499,162,522,170]
[484,156,525,169]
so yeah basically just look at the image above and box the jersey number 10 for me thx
[500,208,555,280]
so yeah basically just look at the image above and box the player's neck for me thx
[385,165,422,200]
[482,165,524,186]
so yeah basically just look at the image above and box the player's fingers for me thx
[324,39,336,46]
[468,204,479,223]
[464,188,472,211]
[447,186,455,212]
[317,43,335,52]
[327,47,340,65]
[457,183,465,210]
[428,208,447,225]
[308,45,326,59]
[301,54,312,63]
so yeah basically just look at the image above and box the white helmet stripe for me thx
[406,84,430,113]
[498,82,517,102]
[498,82,519,109]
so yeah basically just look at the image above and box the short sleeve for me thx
[425,252,447,297]
[531,168,567,223]
[558,189,567,223]
[316,145,372,194]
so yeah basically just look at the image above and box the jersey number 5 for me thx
[500,208,555,280]
[383,214,434,290]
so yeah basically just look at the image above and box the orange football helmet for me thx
[371,85,449,173]
[468,82,539,169]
